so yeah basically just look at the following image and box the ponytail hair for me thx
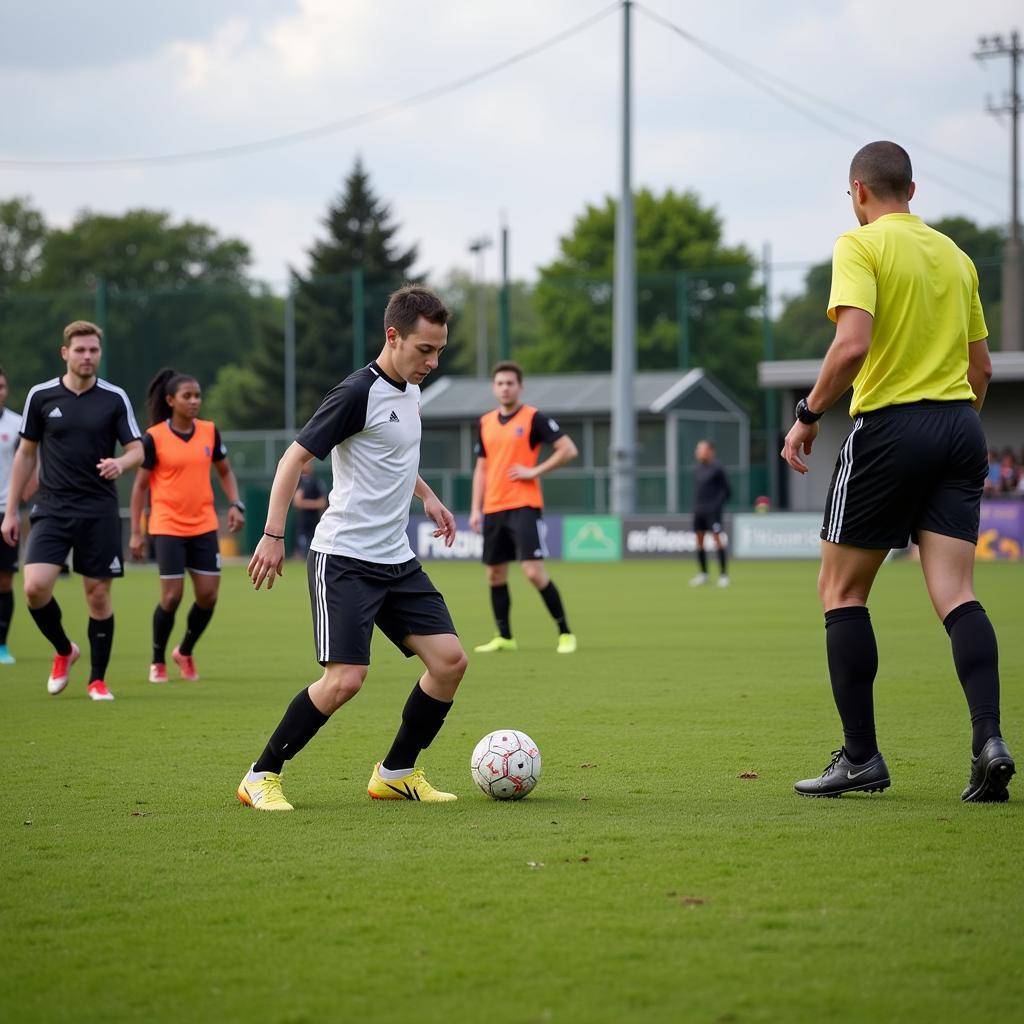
[145,367,198,426]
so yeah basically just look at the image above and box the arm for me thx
[415,474,455,548]
[97,439,144,480]
[470,457,487,533]
[214,458,245,533]
[129,467,151,560]
[1,440,38,546]
[508,434,579,481]
[781,306,872,475]
[247,442,314,590]
[967,339,992,413]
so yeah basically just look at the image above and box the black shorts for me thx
[821,400,987,550]
[25,514,124,578]
[307,552,456,666]
[0,536,18,573]
[482,507,549,565]
[152,532,221,579]
[693,510,724,534]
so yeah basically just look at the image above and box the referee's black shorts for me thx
[482,507,549,565]
[25,514,125,578]
[0,536,18,573]
[821,400,987,550]
[306,552,456,666]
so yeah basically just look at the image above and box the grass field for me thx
[2,558,1021,1023]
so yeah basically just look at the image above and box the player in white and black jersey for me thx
[1,322,144,701]
[237,285,468,811]
[0,366,30,665]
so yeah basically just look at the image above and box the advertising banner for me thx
[408,514,564,561]
[732,513,822,559]
[562,515,622,562]
[977,502,1024,561]
[622,516,731,559]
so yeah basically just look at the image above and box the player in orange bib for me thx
[129,369,244,683]
[470,361,578,654]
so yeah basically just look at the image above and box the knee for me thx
[195,593,217,611]
[23,579,50,606]
[433,647,468,687]
[161,592,183,613]
[486,566,507,586]
[323,667,367,706]
[522,563,546,587]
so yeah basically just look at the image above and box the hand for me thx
[469,510,483,534]
[248,535,284,590]
[1,513,18,547]
[781,420,819,475]
[129,532,146,561]
[507,464,538,481]
[97,458,124,480]
[423,493,456,548]
[227,507,244,533]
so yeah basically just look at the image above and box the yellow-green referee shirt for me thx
[826,213,988,417]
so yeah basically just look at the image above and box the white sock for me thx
[246,764,269,781]
[377,763,413,780]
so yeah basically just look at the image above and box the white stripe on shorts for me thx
[314,551,329,662]
[537,517,550,558]
[826,417,864,543]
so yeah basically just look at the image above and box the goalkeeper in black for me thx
[689,440,731,588]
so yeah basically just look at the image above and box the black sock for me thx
[0,590,12,645]
[88,615,114,683]
[29,599,72,655]
[253,687,330,775]
[382,682,453,772]
[824,606,878,763]
[178,602,214,656]
[697,548,708,573]
[944,600,1001,756]
[717,547,728,575]
[152,605,175,664]
[490,584,512,639]
[539,581,570,634]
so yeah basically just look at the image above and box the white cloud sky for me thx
[0,0,1019,295]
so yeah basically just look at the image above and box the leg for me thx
[83,577,115,687]
[486,562,512,639]
[152,577,183,667]
[692,529,708,582]
[0,570,14,656]
[24,562,73,654]
[712,528,728,580]
[817,541,888,763]
[522,559,573,645]
[177,571,219,656]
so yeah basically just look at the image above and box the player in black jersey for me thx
[689,440,731,588]
[1,321,143,700]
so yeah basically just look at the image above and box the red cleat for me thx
[87,680,115,701]
[149,663,168,684]
[47,642,80,695]
[172,646,199,681]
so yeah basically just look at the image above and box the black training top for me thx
[20,377,142,518]
[693,460,731,513]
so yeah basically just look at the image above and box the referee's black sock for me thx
[490,584,512,639]
[178,602,214,656]
[539,581,570,634]
[29,599,72,656]
[0,590,13,645]
[717,546,728,575]
[825,606,878,763]
[88,615,114,682]
[382,682,453,773]
[944,600,1002,756]
[152,605,175,664]
[697,548,708,574]
[253,687,330,775]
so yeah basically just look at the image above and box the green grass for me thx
[1,559,1021,1023]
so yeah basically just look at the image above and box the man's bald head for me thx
[850,141,913,201]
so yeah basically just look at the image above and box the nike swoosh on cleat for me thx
[847,767,877,780]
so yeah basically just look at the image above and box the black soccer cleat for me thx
[961,736,1015,803]
[794,748,891,798]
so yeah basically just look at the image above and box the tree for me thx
[0,197,46,289]
[522,189,763,416]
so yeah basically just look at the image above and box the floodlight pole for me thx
[469,236,493,377]
[610,0,637,515]
[284,284,296,433]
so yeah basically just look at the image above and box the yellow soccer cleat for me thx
[368,763,457,802]
[556,633,578,654]
[473,636,518,654]
[237,766,294,811]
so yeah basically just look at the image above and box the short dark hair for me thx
[849,141,913,201]
[491,360,523,384]
[384,285,449,338]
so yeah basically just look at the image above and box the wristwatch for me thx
[230,500,246,514]
[795,398,824,424]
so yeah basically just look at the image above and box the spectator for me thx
[292,461,327,558]
[998,447,1018,494]
[984,448,1000,496]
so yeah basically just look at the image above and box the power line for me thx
[0,3,621,172]
[635,3,1007,218]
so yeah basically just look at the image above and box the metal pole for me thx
[610,0,636,515]
[284,286,296,433]
[498,220,511,362]
[762,242,776,504]
[352,268,366,369]
[675,271,689,370]
[95,274,108,378]
[476,247,487,377]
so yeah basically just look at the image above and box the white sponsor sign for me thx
[414,520,483,560]
[732,513,822,559]
[625,524,727,556]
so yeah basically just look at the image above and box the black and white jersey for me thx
[20,377,142,518]
[694,461,731,513]
[296,362,422,564]
[0,407,23,508]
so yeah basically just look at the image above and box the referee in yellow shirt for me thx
[781,141,1014,802]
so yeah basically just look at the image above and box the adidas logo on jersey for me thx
[389,411,400,422]
[48,407,63,418]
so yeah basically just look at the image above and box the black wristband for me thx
[264,531,285,540]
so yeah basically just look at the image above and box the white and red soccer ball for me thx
[470,729,542,800]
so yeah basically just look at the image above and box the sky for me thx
[1,0,1020,299]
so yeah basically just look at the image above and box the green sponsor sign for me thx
[563,515,622,562]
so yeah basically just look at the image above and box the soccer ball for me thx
[470,729,542,800]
